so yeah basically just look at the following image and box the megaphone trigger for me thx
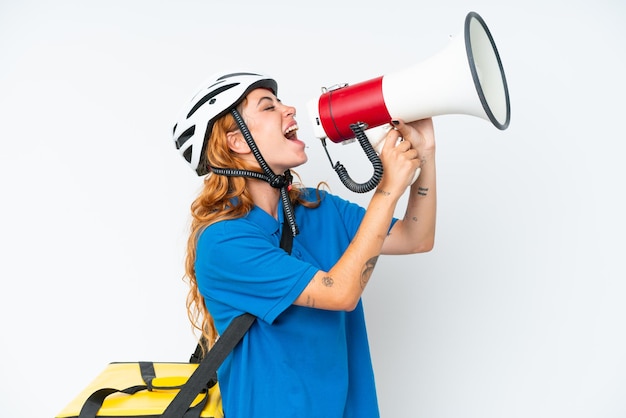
[364,124,406,152]
[367,124,393,154]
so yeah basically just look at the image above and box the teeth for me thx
[284,124,299,135]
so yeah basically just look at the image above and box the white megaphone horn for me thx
[307,11,511,193]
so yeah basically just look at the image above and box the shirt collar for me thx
[246,205,283,237]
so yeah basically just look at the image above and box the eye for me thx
[264,105,276,111]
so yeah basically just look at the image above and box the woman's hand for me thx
[395,118,435,164]
[377,118,435,193]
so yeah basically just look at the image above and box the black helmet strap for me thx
[207,109,299,238]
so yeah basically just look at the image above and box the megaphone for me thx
[307,11,510,193]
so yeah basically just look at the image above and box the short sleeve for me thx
[195,219,318,326]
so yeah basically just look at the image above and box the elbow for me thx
[329,290,361,312]
[307,271,362,312]
[411,237,435,254]
[341,297,360,312]
[320,270,363,311]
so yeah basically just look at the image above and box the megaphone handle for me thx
[327,122,383,193]
[372,135,422,185]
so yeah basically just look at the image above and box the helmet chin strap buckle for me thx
[269,175,286,188]
[269,170,292,189]
[270,169,299,237]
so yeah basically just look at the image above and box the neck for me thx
[246,178,281,219]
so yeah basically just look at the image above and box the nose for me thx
[282,103,296,117]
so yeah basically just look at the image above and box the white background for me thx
[1,1,625,417]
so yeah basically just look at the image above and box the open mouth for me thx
[284,124,299,140]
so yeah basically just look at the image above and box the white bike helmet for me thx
[172,71,278,176]
[172,71,299,238]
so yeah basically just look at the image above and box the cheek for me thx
[240,114,257,134]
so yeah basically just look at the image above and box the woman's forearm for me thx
[383,150,437,254]
[295,187,402,311]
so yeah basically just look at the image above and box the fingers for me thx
[381,125,419,165]
[405,147,419,160]
[395,138,413,153]
[382,121,411,149]
[382,124,402,152]
[378,122,421,189]
[389,117,436,154]
[388,119,418,149]
[390,119,410,139]
[381,121,416,155]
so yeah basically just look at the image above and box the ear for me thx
[226,131,251,155]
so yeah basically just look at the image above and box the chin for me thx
[296,154,309,167]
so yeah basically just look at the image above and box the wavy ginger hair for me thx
[184,106,323,352]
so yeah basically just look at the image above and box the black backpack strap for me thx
[189,340,206,364]
[77,362,161,418]
[78,384,147,418]
[279,206,294,255]
[166,211,293,417]
[162,313,256,418]
[189,215,294,364]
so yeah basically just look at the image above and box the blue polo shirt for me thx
[196,188,390,418]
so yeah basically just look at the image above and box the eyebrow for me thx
[256,96,275,107]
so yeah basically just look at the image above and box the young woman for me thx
[172,71,437,417]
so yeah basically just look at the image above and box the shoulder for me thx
[198,218,246,244]
[197,215,270,254]
[299,187,354,208]
[295,188,366,237]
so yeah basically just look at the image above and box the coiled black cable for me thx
[323,122,384,193]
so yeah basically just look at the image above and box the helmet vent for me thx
[183,146,193,163]
[175,125,195,149]
[187,83,239,119]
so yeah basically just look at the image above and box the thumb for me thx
[382,120,403,152]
